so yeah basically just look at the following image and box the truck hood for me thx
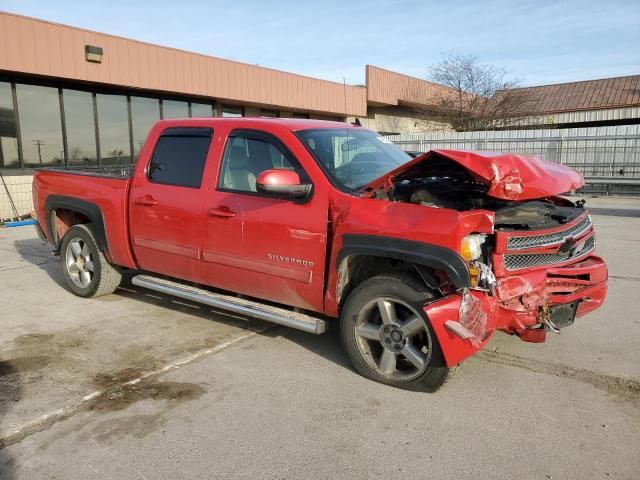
[362,149,584,201]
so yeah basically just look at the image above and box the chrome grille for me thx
[504,236,595,271]
[507,215,592,251]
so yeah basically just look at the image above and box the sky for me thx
[2,0,639,87]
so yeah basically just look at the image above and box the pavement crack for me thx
[0,261,54,272]
[476,350,640,405]
[609,275,640,282]
[0,327,271,450]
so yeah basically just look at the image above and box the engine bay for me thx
[379,156,585,230]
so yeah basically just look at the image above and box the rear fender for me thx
[45,195,108,252]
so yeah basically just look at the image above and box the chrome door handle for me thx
[207,207,236,218]
[134,195,158,206]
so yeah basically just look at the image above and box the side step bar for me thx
[131,275,327,334]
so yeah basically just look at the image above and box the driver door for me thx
[201,128,328,312]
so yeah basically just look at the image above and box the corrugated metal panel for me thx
[510,75,640,115]
[366,65,450,107]
[388,125,640,177]
[0,12,368,116]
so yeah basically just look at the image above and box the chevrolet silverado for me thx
[32,118,608,391]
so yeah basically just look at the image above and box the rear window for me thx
[148,127,212,188]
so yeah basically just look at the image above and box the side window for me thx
[148,127,212,188]
[219,130,307,193]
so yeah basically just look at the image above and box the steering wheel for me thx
[354,162,379,175]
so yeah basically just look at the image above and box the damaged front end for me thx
[423,208,607,367]
[360,150,608,367]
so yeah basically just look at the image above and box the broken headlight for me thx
[460,234,496,291]
[460,234,485,262]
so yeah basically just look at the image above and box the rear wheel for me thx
[340,273,450,392]
[60,224,122,298]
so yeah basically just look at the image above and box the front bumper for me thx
[423,255,608,367]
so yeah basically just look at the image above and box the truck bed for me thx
[33,166,137,269]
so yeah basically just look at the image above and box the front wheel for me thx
[340,273,450,392]
[59,224,122,298]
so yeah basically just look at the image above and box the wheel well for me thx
[50,208,91,246]
[337,255,442,307]
[45,196,108,252]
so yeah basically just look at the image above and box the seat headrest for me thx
[228,145,249,170]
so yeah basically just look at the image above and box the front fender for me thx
[338,234,471,289]
[424,292,494,367]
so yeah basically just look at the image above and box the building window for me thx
[162,99,189,119]
[222,105,244,118]
[191,102,214,117]
[0,82,19,168]
[96,93,131,165]
[260,109,279,118]
[292,112,310,119]
[148,127,212,188]
[15,84,64,166]
[131,96,160,160]
[63,89,97,165]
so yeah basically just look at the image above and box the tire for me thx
[340,273,450,392]
[59,224,122,298]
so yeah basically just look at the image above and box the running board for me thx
[131,275,327,334]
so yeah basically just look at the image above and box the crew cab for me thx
[32,118,608,391]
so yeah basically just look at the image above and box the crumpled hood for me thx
[362,149,585,201]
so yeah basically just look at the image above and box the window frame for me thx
[260,109,279,118]
[146,126,213,189]
[217,128,312,198]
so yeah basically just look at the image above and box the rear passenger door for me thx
[129,127,212,282]
[201,128,328,312]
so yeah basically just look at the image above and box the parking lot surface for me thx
[1,196,639,480]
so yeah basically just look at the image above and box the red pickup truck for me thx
[33,118,608,391]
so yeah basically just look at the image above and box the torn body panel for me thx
[427,255,607,365]
[325,191,495,316]
[361,149,584,201]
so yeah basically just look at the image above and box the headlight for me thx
[460,234,486,262]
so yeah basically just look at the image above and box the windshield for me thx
[296,128,410,191]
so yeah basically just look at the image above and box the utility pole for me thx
[33,140,45,164]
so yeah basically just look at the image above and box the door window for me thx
[218,130,305,193]
[148,127,212,188]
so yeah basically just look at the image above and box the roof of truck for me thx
[156,117,355,132]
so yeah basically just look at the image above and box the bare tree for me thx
[428,53,534,131]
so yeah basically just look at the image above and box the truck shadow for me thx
[11,237,353,374]
[114,281,352,372]
[0,362,21,479]
[12,237,64,287]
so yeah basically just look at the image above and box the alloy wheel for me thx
[65,238,95,288]
[354,297,433,381]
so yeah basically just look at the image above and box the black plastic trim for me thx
[337,234,470,288]
[44,195,108,252]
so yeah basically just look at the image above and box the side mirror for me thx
[256,169,312,200]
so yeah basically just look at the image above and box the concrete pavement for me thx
[1,196,639,479]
